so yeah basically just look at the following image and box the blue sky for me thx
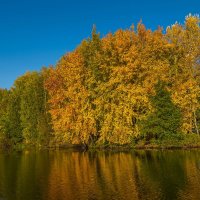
[0,0,199,88]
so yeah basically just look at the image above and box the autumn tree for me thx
[0,15,198,149]
[166,14,200,134]
[13,70,51,145]
[0,89,22,147]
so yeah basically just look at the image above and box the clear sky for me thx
[0,0,199,88]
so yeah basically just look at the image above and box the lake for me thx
[0,149,200,200]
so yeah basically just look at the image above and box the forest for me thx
[0,15,200,149]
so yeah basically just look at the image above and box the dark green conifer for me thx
[140,81,182,141]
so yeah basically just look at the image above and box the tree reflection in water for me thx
[0,150,200,200]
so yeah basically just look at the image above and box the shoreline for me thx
[11,144,200,152]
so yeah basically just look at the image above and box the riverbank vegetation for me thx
[0,15,200,150]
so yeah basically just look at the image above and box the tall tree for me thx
[140,81,181,141]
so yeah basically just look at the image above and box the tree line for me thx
[0,15,200,148]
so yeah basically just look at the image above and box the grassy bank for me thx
[88,133,200,151]
[1,133,200,152]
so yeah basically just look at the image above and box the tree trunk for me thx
[193,110,199,134]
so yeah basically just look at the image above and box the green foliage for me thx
[14,71,51,145]
[140,81,182,141]
[0,89,22,147]
[0,69,52,149]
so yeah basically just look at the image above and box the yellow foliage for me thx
[45,15,200,145]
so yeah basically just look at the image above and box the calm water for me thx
[0,150,200,200]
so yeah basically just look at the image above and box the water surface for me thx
[0,150,200,200]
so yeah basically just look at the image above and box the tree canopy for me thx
[0,15,200,148]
